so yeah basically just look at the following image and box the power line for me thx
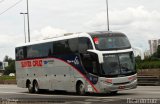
[0,0,23,16]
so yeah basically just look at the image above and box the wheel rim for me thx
[34,82,39,93]
[28,83,32,91]
[79,83,85,94]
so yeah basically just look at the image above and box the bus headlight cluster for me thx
[88,74,98,84]
[105,79,113,84]
[128,75,137,81]
[101,79,113,86]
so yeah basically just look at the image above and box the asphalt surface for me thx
[0,85,160,104]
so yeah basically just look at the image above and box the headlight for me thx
[87,74,98,84]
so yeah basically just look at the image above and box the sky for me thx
[0,0,160,60]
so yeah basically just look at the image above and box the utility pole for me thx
[26,0,30,42]
[106,0,110,31]
[20,13,27,43]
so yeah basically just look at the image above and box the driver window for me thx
[79,37,93,53]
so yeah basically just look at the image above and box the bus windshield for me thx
[92,34,131,50]
[101,52,136,77]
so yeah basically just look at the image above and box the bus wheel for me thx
[110,91,118,95]
[77,82,85,95]
[33,81,40,94]
[27,82,34,93]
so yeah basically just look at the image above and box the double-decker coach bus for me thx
[15,31,137,95]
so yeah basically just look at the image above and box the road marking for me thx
[0,91,121,100]
[70,101,92,104]
[138,91,160,94]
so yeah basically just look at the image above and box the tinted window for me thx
[92,34,131,50]
[27,42,53,58]
[27,45,41,58]
[23,47,27,59]
[68,38,78,53]
[16,47,24,60]
[53,40,70,54]
[79,37,93,53]
[42,43,53,57]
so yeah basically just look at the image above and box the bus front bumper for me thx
[98,79,137,93]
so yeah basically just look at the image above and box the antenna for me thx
[106,0,110,31]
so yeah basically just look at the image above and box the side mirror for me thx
[87,49,104,63]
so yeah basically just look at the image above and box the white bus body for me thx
[15,31,137,94]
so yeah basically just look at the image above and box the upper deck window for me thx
[92,33,131,50]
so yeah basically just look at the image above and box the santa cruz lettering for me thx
[21,59,43,68]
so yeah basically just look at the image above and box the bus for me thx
[15,31,137,95]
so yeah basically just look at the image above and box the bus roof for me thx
[16,31,126,48]
[88,31,126,37]
[16,32,87,48]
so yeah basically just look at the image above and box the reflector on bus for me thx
[93,37,99,44]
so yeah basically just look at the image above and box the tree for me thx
[157,45,160,58]
[3,55,15,75]
[3,55,13,65]
[135,55,141,63]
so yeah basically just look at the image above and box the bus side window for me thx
[53,40,70,55]
[79,37,93,53]
[78,37,99,75]
[27,45,40,58]
[23,46,27,59]
[16,48,24,60]
[41,43,53,57]
[81,52,99,75]
[68,38,78,53]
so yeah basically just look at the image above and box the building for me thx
[148,39,160,55]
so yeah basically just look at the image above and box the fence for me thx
[137,69,160,85]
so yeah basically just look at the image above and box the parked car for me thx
[9,73,15,77]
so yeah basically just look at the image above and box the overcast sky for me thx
[0,0,160,60]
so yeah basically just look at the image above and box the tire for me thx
[76,82,85,95]
[110,91,118,95]
[27,83,34,93]
[33,81,40,94]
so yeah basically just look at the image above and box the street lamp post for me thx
[106,0,110,31]
[26,0,30,42]
[20,13,28,43]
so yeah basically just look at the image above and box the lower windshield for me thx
[101,52,136,77]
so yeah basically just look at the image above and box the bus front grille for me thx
[113,81,130,85]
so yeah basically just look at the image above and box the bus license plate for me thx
[119,85,125,89]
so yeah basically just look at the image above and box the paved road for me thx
[0,85,160,104]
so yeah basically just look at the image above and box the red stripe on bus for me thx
[53,57,99,93]
[17,57,99,93]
